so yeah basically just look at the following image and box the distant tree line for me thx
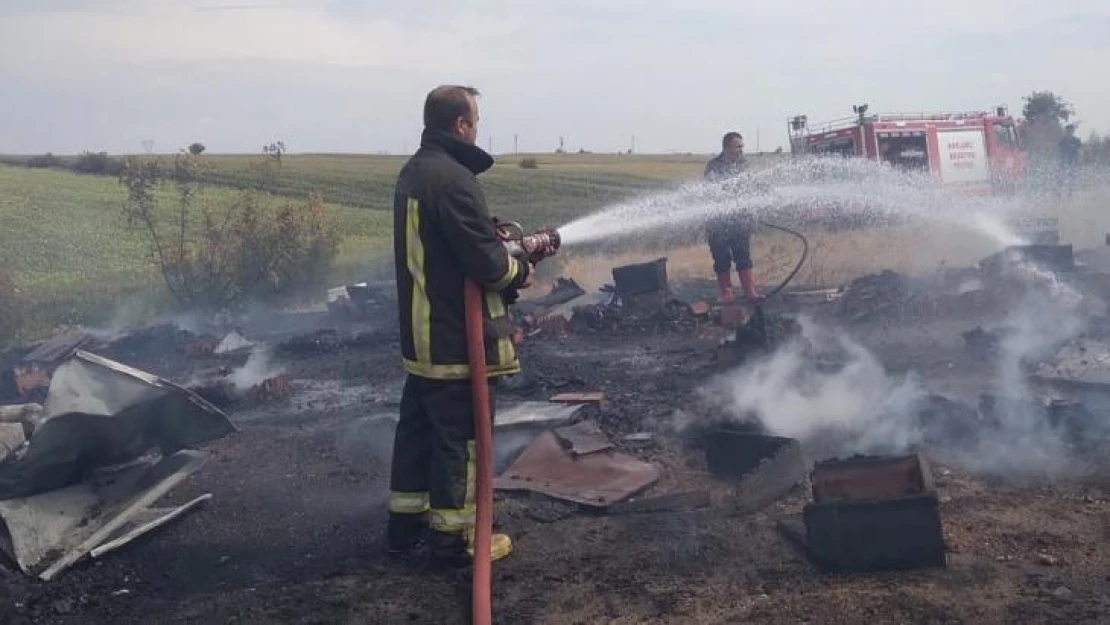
[1020,90,1109,167]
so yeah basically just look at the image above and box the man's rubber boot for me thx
[428,530,513,569]
[716,272,734,303]
[386,512,427,556]
[738,268,762,302]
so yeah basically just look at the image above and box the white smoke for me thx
[956,264,1090,478]
[229,345,285,392]
[699,316,928,460]
[695,264,1096,478]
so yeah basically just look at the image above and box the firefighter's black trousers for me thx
[706,217,753,274]
[388,374,496,537]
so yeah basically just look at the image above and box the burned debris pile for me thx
[0,350,235,580]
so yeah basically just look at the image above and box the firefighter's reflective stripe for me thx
[406,197,432,365]
[402,358,521,380]
[429,508,474,533]
[463,439,476,517]
[429,440,478,533]
[485,290,515,368]
[388,491,430,514]
[490,257,518,291]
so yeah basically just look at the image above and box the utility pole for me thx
[514,134,519,154]
[631,135,636,154]
[756,130,761,154]
[488,135,493,154]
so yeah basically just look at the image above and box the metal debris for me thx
[494,401,584,429]
[612,258,668,296]
[0,350,236,499]
[704,426,806,514]
[779,453,947,573]
[549,392,606,405]
[0,350,235,580]
[495,430,660,508]
[553,420,613,456]
[0,450,213,580]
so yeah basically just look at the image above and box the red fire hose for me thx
[463,278,493,625]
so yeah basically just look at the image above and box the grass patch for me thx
[0,165,390,339]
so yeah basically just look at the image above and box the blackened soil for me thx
[1,293,1109,625]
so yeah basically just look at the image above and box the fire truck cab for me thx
[787,105,1026,193]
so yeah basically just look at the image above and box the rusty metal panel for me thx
[495,431,660,508]
[553,420,613,456]
[810,453,932,503]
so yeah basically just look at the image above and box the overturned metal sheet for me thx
[0,450,210,580]
[0,350,236,500]
[553,420,613,456]
[494,402,583,429]
[494,431,660,508]
[515,278,587,317]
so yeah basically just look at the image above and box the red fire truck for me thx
[787,105,1026,193]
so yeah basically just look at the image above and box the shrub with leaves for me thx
[119,148,340,312]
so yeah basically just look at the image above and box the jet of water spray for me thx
[556,156,1045,248]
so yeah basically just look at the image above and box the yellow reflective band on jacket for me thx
[402,358,521,380]
[490,257,518,291]
[388,491,429,514]
[485,290,515,368]
[406,198,432,365]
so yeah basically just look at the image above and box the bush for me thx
[120,150,341,312]
[188,143,206,156]
[519,157,539,169]
[73,151,124,176]
[0,269,22,346]
[26,153,59,169]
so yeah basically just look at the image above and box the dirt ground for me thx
[1,273,1109,625]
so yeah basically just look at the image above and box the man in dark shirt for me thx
[1057,124,1081,198]
[704,132,761,303]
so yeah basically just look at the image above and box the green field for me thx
[0,152,714,340]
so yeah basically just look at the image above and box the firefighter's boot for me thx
[428,530,513,569]
[716,272,734,303]
[738,268,763,303]
[386,512,427,555]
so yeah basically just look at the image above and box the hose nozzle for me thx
[496,221,561,265]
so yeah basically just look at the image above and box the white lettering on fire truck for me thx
[947,140,977,169]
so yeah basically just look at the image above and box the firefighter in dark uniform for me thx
[387,85,534,568]
[704,131,762,303]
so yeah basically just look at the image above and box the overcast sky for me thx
[2,0,1108,155]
